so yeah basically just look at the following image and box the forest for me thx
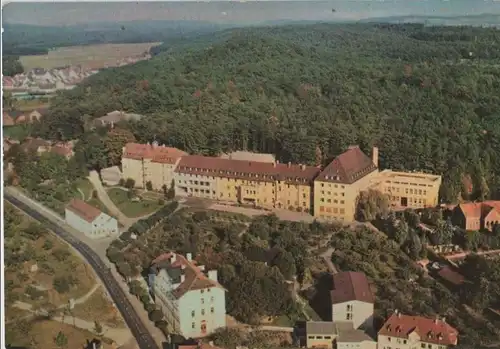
[35,23,500,204]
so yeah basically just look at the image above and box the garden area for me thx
[107,187,164,218]
[4,202,122,348]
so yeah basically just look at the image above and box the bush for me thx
[158,199,165,205]
[119,178,125,186]
[53,276,71,293]
[42,239,53,250]
[146,181,153,191]
[125,178,135,189]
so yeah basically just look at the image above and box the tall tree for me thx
[104,128,136,166]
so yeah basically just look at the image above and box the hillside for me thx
[38,23,500,203]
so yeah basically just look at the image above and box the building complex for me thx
[122,143,442,222]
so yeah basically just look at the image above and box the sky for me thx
[2,1,500,26]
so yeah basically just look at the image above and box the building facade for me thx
[451,201,500,232]
[174,155,319,213]
[122,142,187,191]
[378,311,459,349]
[306,321,337,349]
[331,272,374,331]
[65,199,119,238]
[149,252,226,338]
[373,170,442,210]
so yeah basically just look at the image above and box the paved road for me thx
[5,191,160,349]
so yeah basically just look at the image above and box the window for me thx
[201,309,205,315]
[192,322,195,329]
[201,298,204,304]
[346,313,352,320]
[421,345,426,348]
[346,304,352,311]
[211,307,214,313]
[191,311,195,317]
[210,296,214,302]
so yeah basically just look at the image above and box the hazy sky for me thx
[3,1,500,26]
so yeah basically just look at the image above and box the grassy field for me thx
[20,42,160,70]
[107,188,163,217]
[3,124,33,140]
[15,99,51,111]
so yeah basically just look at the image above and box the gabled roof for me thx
[316,146,377,184]
[456,202,483,219]
[331,271,374,305]
[123,142,187,164]
[379,313,459,346]
[66,199,103,223]
[175,155,320,185]
[306,321,338,335]
[151,252,224,299]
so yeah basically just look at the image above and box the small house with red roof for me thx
[452,201,500,232]
[378,311,459,349]
[65,199,118,238]
[331,271,375,331]
[148,252,226,339]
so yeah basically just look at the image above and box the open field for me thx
[107,187,163,218]
[20,42,161,70]
[15,99,51,111]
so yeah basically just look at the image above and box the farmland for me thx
[19,42,160,70]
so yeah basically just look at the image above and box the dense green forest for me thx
[37,23,500,203]
[2,55,24,76]
[2,21,228,56]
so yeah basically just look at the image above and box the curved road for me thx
[5,193,160,349]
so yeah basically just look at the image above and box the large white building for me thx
[378,311,459,349]
[148,252,226,338]
[331,272,375,332]
[65,199,119,238]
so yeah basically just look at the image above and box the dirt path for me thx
[320,248,338,274]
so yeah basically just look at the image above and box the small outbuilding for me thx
[65,198,118,239]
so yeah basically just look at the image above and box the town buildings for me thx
[451,201,500,232]
[148,252,226,338]
[65,199,119,238]
[3,108,48,125]
[93,110,144,129]
[378,311,459,349]
[18,137,75,159]
[121,144,442,222]
[122,142,187,191]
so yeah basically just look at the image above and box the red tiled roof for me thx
[331,271,374,304]
[484,201,500,212]
[316,146,377,184]
[175,155,320,185]
[379,313,459,346]
[66,198,103,223]
[123,142,187,164]
[457,202,483,219]
[152,252,223,299]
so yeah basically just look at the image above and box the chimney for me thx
[187,253,192,261]
[180,274,185,283]
[208,270,218,282]
[442,317,446,323]
[434,316,439,324]
[273,161,277,168]
[287,162,291,168]
[300,164,306,171]
[372,146,379,168]
[170,254,177,264]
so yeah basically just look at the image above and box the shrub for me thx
[125,178,135,189]
[146,181,153,191]
[119,178,125,186]
[158,199,165,205]
[42,239,53,250]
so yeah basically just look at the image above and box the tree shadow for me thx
[300,272,333,321]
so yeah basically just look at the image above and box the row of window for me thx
[385,186,428,196]
[191,307,215,317]
[320,190,345,197]
[386,180,435,188]
[317,215,345,221]
[319,183,346,189]
[390,196,427,206]
[319,206,346,215]
[320,198,346,205]
[308,335,333,340]
[179,169,310,183]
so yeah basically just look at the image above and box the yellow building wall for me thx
[375,170,441,209]
[313,170,380,222]
[148,162,177,191]
[121,157,145,188]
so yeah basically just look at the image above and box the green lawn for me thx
[107,188,163,218]
[75,178,94,201]
[3,125,32,140]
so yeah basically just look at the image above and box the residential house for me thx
[436,266,465,290]
[313,146,380,222]
[149,252,226,338]
[378,311,459,349]
[331,272,374,331]
[122,142,187,191]
[174,155,320,212]
[93,110,144,128]
[50,142,74,159]
[305,321,376,349]
[306,321,338,349]
[451,201,500,232]
[3,137,20,153]
[20,138,52,155]
[3,112,15,126]
[65,199,119,239]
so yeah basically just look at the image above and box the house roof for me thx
[20,138,51,153]
[151,252,224,299]
[66,199,103,223]
[379,313,459,346]
[316,146,377,184]
[123,142,187,164]
[337,329,375,343]
[51,145,73,157]
[437,266,465,286]
[220,151,276,164]
[306,321,338,335]
[175,155,320,185]
[331,271,374,305]
[457,202,483,219]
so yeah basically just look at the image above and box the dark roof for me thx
[316,146,377,184]
[331,271,374,304]
[437,266,465,286]
[175,155,320,185]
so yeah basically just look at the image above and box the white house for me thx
[65,199,119,239]
[331,272,374,332]
[149,252,226,338]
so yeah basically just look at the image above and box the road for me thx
[5,190,160,349]
[320,248,338,274]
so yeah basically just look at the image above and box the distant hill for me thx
[358,13,500,27]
